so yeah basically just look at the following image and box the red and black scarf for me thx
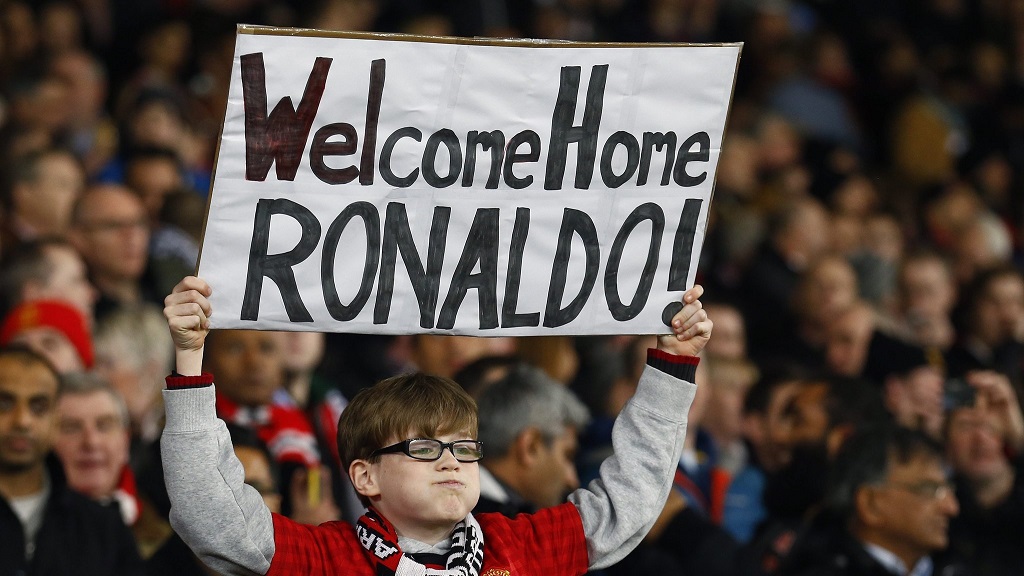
[356,508,484,576]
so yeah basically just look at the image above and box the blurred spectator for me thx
[0,346,144,575]
[204,329,318,467]
[826,297,948,438]
[307,0,380,32]
[1,2,38,69]
[114,20,192,119]
[276,329,363,524]
[825,300,877,377]
[1,67,68,149]
[473,362,589,516]
[279,331,326,411]
[0,237,97,322]
[752,114,803,180]
[705,357,760,458]
[703,135,765,296]
[101,87,211,196]
[122,146,185,228]
[452,354,519,397]
[48,49,118,177]
[951,211,1014,285]
[122,146,199,281]
[203,328,338,524]
[1,146,85,251]
[412,334,517,379]
[790,253,860,368]
[829,212,864,258]
[517,335,579,384]
[777,424,966,576]
[891,84,969,193]
[740,195,830,363]
[947,265,1024,392]
[158,187,206,245]
[317,332,416,402]
[70,183,189,317]
[92,303,172,449]
[52,373,137,525]
[704,301,748,360]
[766,31,861,151]
[68,184,152,317]
[749,373,887,574]
[946,370,1024,576]
[829,174,879,220]
[37,1,86,56]
[184,18,235,150]
[897,249,958,351]
[861,333,946,439]
[741,365,804,476]
[855,212,903,312]
[703,354,763,542]
[0,299,93,373]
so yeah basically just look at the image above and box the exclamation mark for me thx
[661,199,703,326]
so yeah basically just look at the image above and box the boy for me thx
[161,276,712,575]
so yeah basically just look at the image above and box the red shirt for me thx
[266,503,589,576]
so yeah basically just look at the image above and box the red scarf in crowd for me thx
[216,392,321,467]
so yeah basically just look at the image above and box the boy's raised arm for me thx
[163,275,212,376]
[160,276,278,576]
[568,285,712,570]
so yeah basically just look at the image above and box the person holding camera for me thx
[945,370,1024,576]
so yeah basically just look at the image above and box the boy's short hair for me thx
[337,372,478,472]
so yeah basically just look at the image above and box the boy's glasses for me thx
[370,438,484,462]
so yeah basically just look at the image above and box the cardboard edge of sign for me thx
[234,23,745,50]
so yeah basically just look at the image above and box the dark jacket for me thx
[473,469,536,518]
[0,456,145,576]
[947,456,1024,576]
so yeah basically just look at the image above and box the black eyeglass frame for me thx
[369,438,484,462]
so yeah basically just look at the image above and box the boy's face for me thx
[363,430,480,542]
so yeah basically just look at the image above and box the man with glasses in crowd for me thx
[776,424,967,576]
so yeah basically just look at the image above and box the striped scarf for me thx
[356,508,484,576]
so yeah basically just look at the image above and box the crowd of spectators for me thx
[1,0,1024,575]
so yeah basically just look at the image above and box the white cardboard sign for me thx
[198,27,741,335]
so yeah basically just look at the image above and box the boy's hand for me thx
[164,276,212,376]
[657,285,712,357]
